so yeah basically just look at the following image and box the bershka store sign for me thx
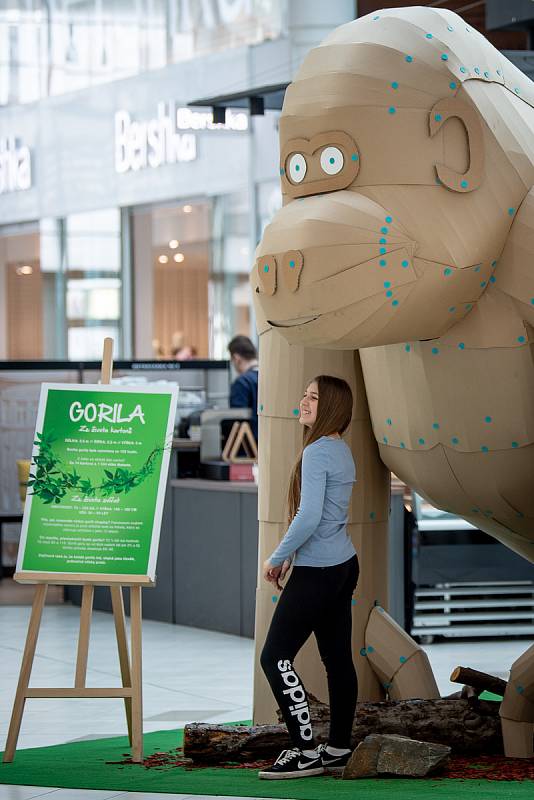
[0,136,32,195]
[115,101,248,174]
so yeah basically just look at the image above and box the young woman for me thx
[258,375,359,780]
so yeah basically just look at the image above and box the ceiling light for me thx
[169,239,179,248]
[158,254,169,264]
[183,205,193,213]
[174,253,185,263]
[16,265,33,276]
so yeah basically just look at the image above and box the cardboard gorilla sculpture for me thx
[251,7,534,758]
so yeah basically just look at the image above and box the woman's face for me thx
[299,381,319,427]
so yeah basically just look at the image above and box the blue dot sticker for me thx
[399,656,407,664]
[474,67,480,75]
[370,511,376,520]
[426,33,433,39]
[260,404,264,412]
[489,276,496,284]
[447,25,454,31]
[450,81,457,90]
[329,156,335,164]
[418,438,425,445]
[400,441,405,448]
[351,153,359,161]
[449,306,456,313]
[264,264,269,272]
[444,267,452,276]
[405,55,413,63]
[432,422,440,430]
[474,265,481,272]
[484,416,492,424]
[295,164,300,171]
[484,71,490,78]
[401,260,409,268]
[481,445,489,453]
[517,685,524,694]
[367,645,375,654]
[380,247,387,255]
[441,53,448,61]
[492,260,497,267]
[435,114,442,122]
[405,344,411,352]
[431,347,439,355]
[292,408,299,416]
[451,437,459,445]
[392,299,399,307]
[480,280,487,288]
[279,167,284,175]
[386,418,392,425]
[388,107,396,114]
[391,81,398,90]
[360,647,367,656]
[379,259,387,267]
[383,436,388,444]
[460,66,467,74]
[518,336,526,343]
[460,180,468,189]
[458,342,465,350]
[352,598,357,605]
[385,216,393,223]
[381,226,388,234]
[380,237,387,245]
[384,682,391,689]
[508,208,515,216]
[386,290,393,298]
[289,259,295,268]
[272,595,278,603]
[384,281,391,288]
[512,441,519,448]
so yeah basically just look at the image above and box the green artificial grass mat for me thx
[1,724,532,799]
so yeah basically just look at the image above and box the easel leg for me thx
[75,585,94,688]
[130,586,143,762]
[110,585,133,744]
[3,584,47,762]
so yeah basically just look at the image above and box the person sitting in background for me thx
[228,335,259,440]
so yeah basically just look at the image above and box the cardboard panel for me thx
[509,644,534,704]
[501,680,534,724]
[365,605,420,684]
[500,719,534,759]
[388,650,440,700]
[349,522,389,606]
[257,415,302,523]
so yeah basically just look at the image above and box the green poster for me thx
[17,383,178,580]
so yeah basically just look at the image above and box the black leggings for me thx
[260,554,359,750]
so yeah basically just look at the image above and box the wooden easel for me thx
[221,421,258,463]
[3,338,150,763]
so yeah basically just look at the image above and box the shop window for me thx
[65,208,122,359]
[132,200,210,359]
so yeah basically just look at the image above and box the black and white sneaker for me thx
[318,743,352,774]
[258,748,324,780]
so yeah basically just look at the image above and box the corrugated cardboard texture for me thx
[252,5,534,724]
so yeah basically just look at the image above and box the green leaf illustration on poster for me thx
[19,385,177,578]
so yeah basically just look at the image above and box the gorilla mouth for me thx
[268,314,320,328]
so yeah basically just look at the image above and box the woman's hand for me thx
[263,558,292,591]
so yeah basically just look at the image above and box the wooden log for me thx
[183,696,503,763]
[450,666,507,697]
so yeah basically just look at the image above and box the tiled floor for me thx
[0,602,531,799]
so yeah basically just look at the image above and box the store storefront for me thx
[0,46,289,361]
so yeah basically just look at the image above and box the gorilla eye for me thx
[288,153,307,183]
[320,146,344,175]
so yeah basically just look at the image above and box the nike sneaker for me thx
[318,742,352,774]
[258,747,324,779]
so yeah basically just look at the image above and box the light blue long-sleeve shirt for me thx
[269,436,356,568]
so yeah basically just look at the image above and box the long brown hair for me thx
[287,375,353,523]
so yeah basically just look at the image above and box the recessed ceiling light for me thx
[16,265,33,276]
[158,254,169,264]
[174,253,185,263]
[183,205,192,213]
[169,239,179,248]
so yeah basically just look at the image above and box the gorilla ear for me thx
[429,98,484,192]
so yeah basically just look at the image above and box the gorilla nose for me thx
[256,250,304,296]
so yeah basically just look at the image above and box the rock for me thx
[343,734,451,779]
